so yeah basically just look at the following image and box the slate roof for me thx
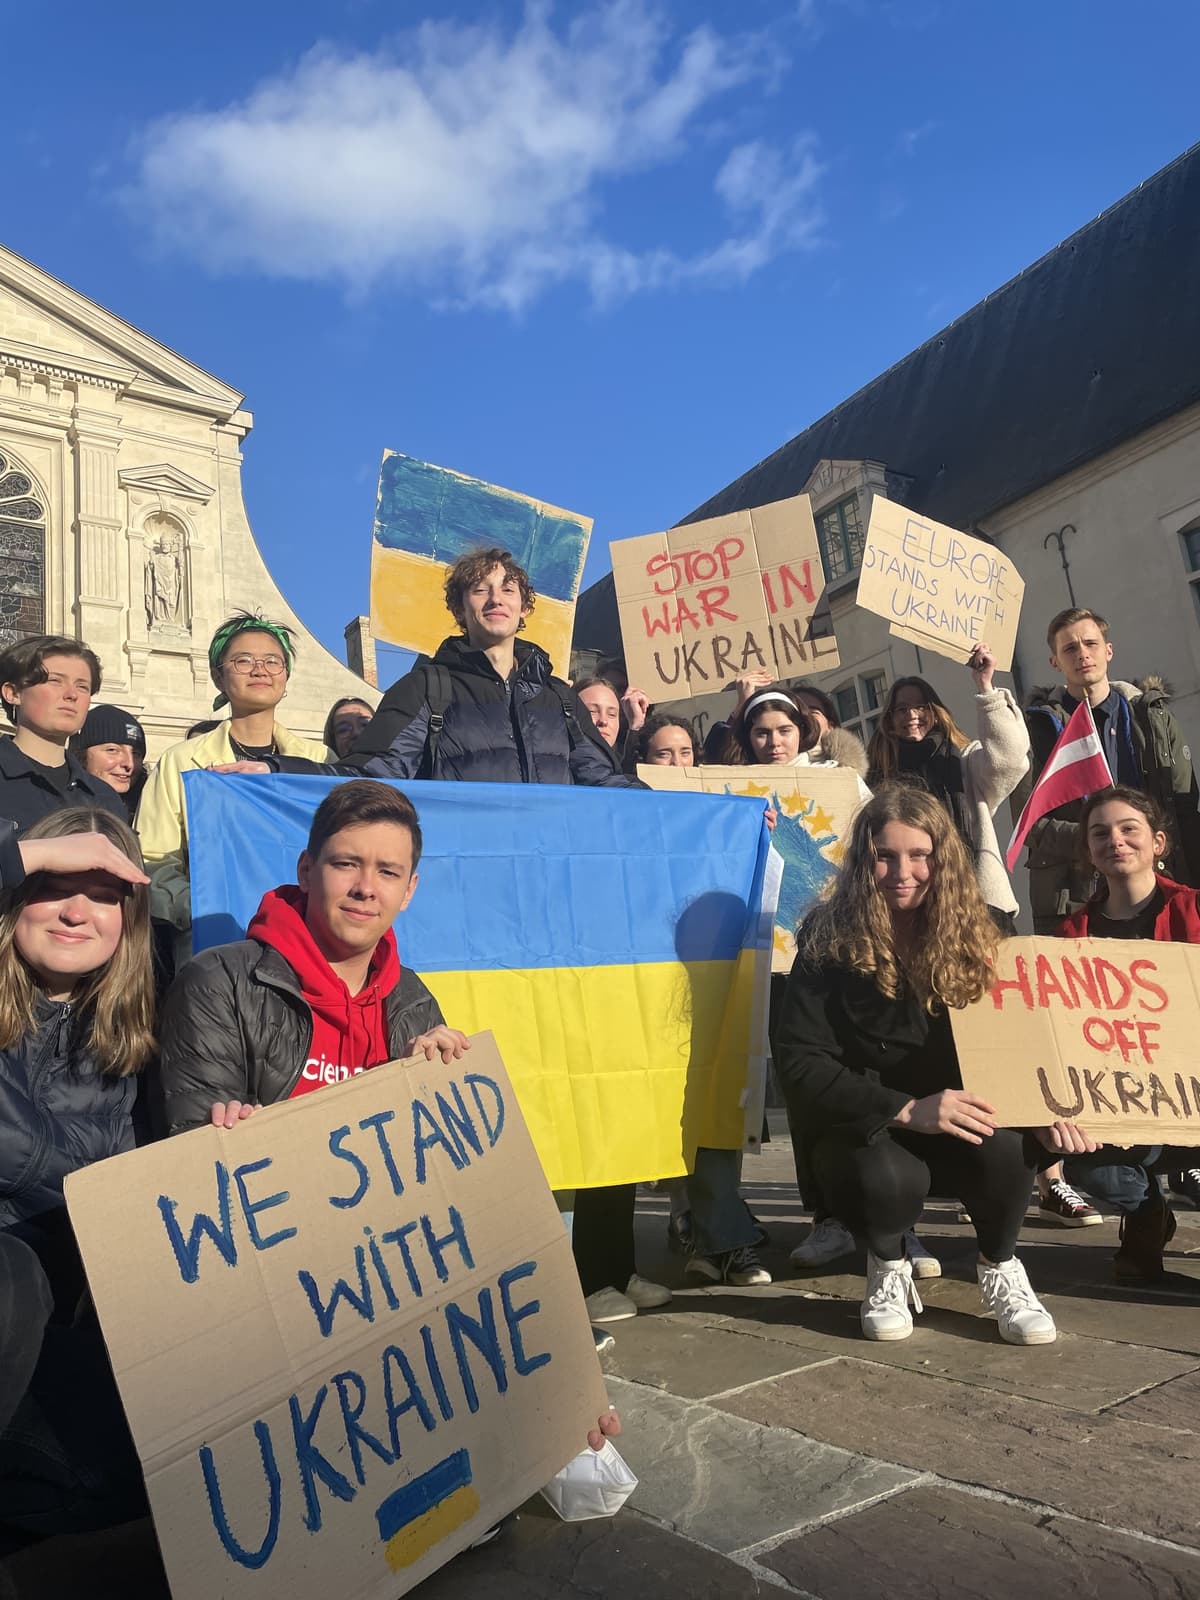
[573,141,1200,659]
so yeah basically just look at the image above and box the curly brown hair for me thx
[800,782,998,1011]
[443,548,536,633]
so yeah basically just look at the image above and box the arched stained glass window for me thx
[0,449,46,650]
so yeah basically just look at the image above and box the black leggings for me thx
[571,1184,637,1297]
[811,1127,1036,1262]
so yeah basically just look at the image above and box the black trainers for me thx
[1038,1178,1102,1226]
[1169,1169,1200,1208]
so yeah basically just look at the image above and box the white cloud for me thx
[124,2,824,312]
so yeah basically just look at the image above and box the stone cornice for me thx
[119,463,214,502]
[0,338,134,391]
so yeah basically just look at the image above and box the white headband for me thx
[743,690,799,719]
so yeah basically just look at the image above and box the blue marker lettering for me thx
[326,1125,370,1210]
[420,1205,474,1284]
[289,1385,355,1531]
[232,1158,296,1251]
[445,1288,508,1413]
[297,1246,376,1338]
[465,1073,505,1146]
[499,1261,551,1376]
[200,1420,280,1569]
[157,1162,237,1285]
[331,1369,395,1486]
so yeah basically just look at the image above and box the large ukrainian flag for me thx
[184,774,773,1190]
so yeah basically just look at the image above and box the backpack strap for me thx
[548,677,620,771]
[414,658,453,778]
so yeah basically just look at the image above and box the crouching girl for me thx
[774,784,1073,1345]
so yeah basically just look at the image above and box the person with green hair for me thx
[135,611,330,970]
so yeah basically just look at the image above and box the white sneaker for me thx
[790,1217,855,1269]
[624,1273,671,1309]
[904,1229,942,1279]
[584,1285,638,1323]
[860,1251,923,1341]
[977,1258,1057,1345]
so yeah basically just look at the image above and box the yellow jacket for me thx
[135,721,330,933]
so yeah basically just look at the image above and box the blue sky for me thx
[7,0,1199,678]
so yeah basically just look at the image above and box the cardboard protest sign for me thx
[370,452,591,675]
[952,937,1200,1140]
[856,496,1024,671]
[638,763,863,972]
[611,494,839,700]
[65,1033,607,1600]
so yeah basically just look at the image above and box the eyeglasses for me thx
[226,654,287,675]
[894,702,932,716]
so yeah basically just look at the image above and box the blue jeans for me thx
[1065,1145,1200,1217]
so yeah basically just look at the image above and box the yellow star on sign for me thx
[808,806,835,835]
[779,793,807,817]
[739,782,773,799]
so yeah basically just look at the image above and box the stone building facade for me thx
[0,245,376,755]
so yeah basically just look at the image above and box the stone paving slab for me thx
[649,1285,1200,1412]
[1111,1367,1200,1432]
[0,1504,775,1600]
[600,1309,836,1398]
[605,1374,919,1557]
[716,1357,1200,1549]
[418,1503,773,1598]
[761,1483,1200,1599]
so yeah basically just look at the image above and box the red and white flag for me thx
[1006,699,1113,872]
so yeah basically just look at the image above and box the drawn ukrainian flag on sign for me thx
[185,774,772,1190]
[369,452,591,676]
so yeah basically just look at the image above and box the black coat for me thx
[0,1001,136,1230]
[0,737,127,834]
[159,941,445,1135]
[277,636,636,787]
[773,960,961,1145]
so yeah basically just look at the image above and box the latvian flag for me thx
[1006,699,1113,872]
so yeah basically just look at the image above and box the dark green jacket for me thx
[1013,676,1200,920]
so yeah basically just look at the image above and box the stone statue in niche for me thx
[143,517,189,631]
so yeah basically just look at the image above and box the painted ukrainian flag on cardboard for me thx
[369,453,591,676]
[185,773,773,1189]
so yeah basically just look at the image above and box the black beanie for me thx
[73,704,147,756]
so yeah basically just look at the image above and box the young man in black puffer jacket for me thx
[158,780,463,1136]
[219,548,637,789]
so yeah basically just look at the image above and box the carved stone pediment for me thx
[119,463,213,502]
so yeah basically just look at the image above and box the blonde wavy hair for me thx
[0,808,155,1075]
[800,783,998,1011]
[866,676,970,783]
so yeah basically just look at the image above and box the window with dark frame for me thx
[815,493,864,583]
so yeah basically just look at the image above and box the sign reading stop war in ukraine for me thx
[64,1035,606,1600]
[952,938,1200,1140]
[856,496,1024,671]
[611,494,839,700]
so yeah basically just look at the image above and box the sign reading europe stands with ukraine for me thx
[370,452,592,675]
[66,1035,608,1600]
[183,773,774,1188]
[856,495,1025,671]
[610,494,840,700]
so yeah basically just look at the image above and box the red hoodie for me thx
[248,885,402,1098]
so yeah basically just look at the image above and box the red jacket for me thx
[1059,875,1200,942]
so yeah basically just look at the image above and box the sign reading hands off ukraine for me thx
[65,1035,607,1600]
